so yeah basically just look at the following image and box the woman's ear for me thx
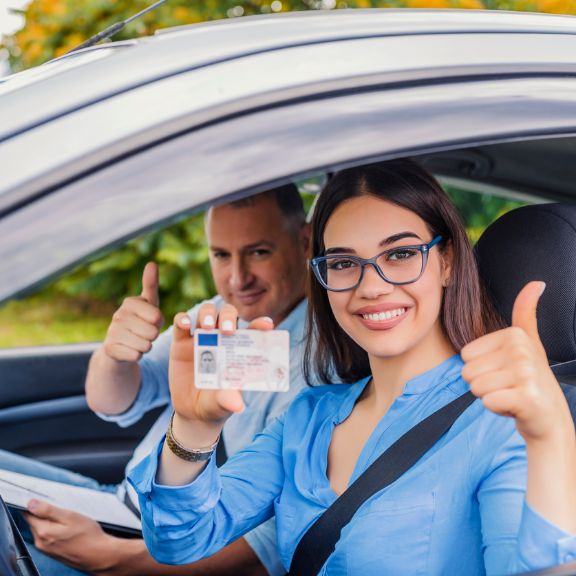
[440,240,453,287]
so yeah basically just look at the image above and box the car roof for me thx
[3,9,576,303]
[3,9,576,216]
[3,8,576,143]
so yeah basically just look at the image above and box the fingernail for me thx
[539,282,546,296]
[262,316,274,324]
[204,314,215,327]
[180,316,191,326]
[28,499,38,511]
[222,320,234,331]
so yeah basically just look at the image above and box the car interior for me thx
[3,142,576,575]
[475,203,576,418]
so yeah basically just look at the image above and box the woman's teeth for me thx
[362,308,406,322]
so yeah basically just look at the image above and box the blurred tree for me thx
[445,186,526,245]
[49,212,216,322]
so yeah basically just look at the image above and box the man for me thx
[8,184,310,575]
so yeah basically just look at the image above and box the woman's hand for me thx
[169,302,274,427]
[157,303,275,486]
[462,281,576,533]
[461,281,572,443]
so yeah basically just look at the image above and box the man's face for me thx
[205,195,309,325]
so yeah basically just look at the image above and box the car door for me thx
[0,342,163,484]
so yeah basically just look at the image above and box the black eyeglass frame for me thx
[310,235,444,292]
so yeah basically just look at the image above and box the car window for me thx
[0,211,213,348]
[0,174,525,349]
[0,183,321,349]
[443,183,527,244]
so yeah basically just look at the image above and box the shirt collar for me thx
[402,354,463,396]
[335,354,464,423]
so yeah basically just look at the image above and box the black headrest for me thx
[475,203,576,364]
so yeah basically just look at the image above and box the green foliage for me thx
[51,212,215,323]
[0,295,115,346]
[445,186,526,244]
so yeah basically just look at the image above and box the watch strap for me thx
[165,413,220,462]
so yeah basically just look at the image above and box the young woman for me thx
[129,160,576,575]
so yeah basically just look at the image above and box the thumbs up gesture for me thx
[462,281,573,442]
[102,262,165,363]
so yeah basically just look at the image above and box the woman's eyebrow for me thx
[324,246,356,255]
[324,232,423,255]
[379,232,422,247]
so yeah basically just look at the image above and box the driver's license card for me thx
[194,329,290,392]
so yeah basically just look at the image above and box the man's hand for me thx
[23,500,118,573]
[103,262,164,363]
[23,499,268,576]
[462,281,573,442]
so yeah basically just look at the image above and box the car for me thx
[3,7,576,575]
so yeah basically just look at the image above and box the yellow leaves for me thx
[536,0,576,13]
[173,7,193,21]
[50,0,68,16]
[55,33,86,57]
[23,21,46,42]
[454,0,485,8]
[405,0,485,7]
[405,0,450,6]
[24,42,43,63]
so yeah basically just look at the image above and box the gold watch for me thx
[165,413,220,462]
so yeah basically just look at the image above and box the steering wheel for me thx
[0,495,40,576]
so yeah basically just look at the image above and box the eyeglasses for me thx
[310,236,443,292]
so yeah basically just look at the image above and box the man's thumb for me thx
[141,262,160,307]
[511,281,546,342]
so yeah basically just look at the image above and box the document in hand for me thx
[0,469,141,534]
[194,328,290,391]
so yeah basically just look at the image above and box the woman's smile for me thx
[354,304,411,330]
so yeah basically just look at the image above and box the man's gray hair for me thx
[227,183,306,227]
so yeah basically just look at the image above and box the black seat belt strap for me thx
[288,390,476,576]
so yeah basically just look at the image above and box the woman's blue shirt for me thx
[129,354,576,574]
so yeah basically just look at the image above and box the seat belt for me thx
[288,390,476,576]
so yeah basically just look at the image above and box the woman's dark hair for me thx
[304,159,505,385]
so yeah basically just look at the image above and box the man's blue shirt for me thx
[130,354,576,575]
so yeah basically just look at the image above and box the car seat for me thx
[475,203,576,418]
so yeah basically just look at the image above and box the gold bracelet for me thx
[165,413,220,462]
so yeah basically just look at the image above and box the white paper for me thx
[0,469,141,532]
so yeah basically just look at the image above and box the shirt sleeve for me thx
[96,304,202,428]
[478,418,576,574]
[128,413,287,566]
